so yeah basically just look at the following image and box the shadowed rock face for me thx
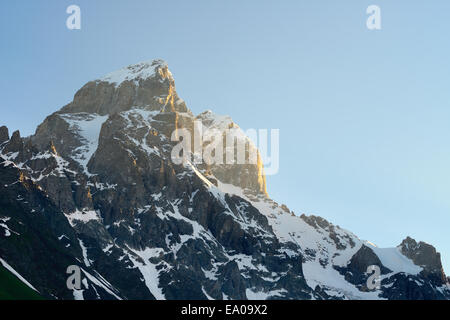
[348,245,392,275]
[0,126,9,144]
[0,59,449,300]
[399,237,447,286]
[3,131,22,153]
[334,245,392,290]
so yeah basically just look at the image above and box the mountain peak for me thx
[98,59,172,87]
[0,126,9,144]
[59,58,185,116]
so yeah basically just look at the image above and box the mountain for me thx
[0,59,449,300]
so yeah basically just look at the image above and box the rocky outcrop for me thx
[301,214,356,250]
[2,130,22,154]
[195,111,267,196]
[0,126,8,144]
[59,60,189,116]
[335,245,391,289]
[399,237,447,286]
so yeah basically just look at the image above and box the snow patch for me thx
[0,257,39,293]
[126,246,166,300]
[59,113,108,176]
[98,60,171,87]
[0,216,19,237]
[81,268,122,300]
[365,243,423,275]
[245,288,287,300]
[65,209,102,227]
[78,239,92,267]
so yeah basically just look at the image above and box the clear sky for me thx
[1,0,449,272]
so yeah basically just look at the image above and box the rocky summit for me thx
[0,59,449,300]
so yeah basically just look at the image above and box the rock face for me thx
[195,110,267,196]
[0,126,8,144]
[337,244,392,289]
[399,237,447,286]
[0,59,449,300]
[60,60,188,116]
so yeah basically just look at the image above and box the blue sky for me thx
[1,0,450,272]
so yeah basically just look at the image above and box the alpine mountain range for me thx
[0,59,449,300]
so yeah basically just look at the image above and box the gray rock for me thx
[0,126,9,144]
[399,237,447,285]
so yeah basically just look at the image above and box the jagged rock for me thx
[301,214,356,250]
[380,272,447,300]
[2,130,23,154]
[399,237,447,286]
[195,110,267,196]
[301,214,331,229]
[0,126,9,144]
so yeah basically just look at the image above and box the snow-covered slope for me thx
[99,59,172,87]
[211,179,433,299]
